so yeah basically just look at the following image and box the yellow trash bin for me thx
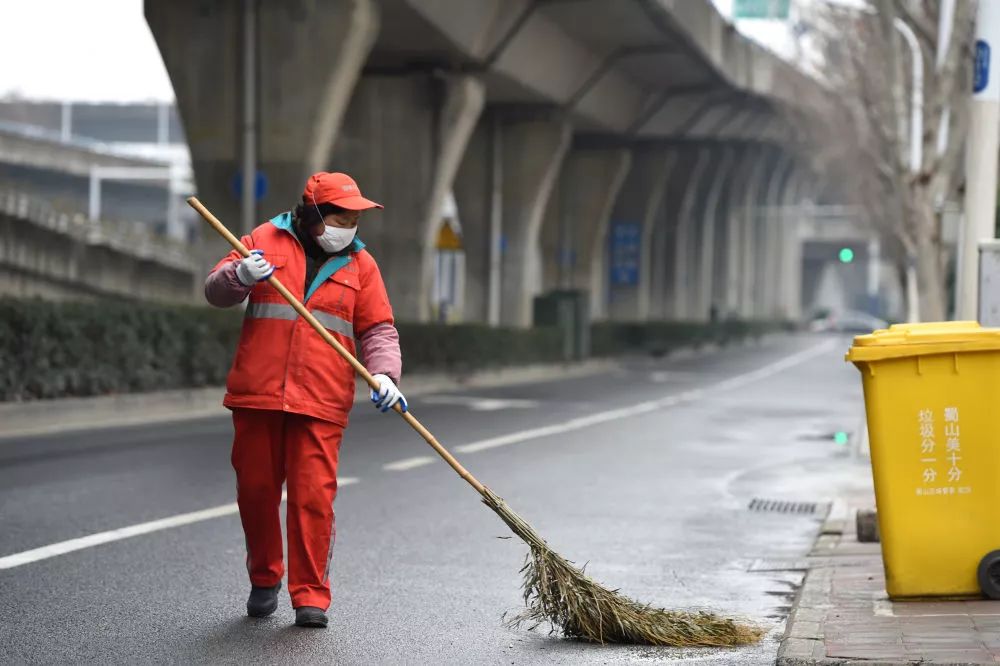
[847,321,1000,599]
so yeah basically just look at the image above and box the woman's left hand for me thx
[371,374,407,413]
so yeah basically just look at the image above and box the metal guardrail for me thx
[0,188,196,273]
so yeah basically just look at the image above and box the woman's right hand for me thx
[235,250,275,286]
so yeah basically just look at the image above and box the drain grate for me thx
[748,498,821,514]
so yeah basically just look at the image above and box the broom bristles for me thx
[481,487,765,647]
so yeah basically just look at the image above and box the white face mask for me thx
[315,224,357,253]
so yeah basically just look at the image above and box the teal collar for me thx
[269,211,294,232]
[269,212,366,302]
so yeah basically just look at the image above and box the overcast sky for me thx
[0,0,174,102]
[0,0,792,104]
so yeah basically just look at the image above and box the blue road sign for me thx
[975,40,990,94]
[609,221,641,287]
[232,170,268,202]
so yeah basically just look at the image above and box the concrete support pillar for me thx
[453,115,492,324]
[672,147,712,320]
[738,149,773,319]
[709,147,744,313]
[778,170,806,321]
[146,0,379,240]
[723,148,756,317]
[653,150,701,319]
[697,147,737,321]
[498,115,573,327]
[748,149,784,318]
[759,154,794,319]
[541,146,632,319]
[333,73,485,321]
[606,147,674,321]
[647,200,672,320]
[420,76,486,320]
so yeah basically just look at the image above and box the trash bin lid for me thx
[847,321,1000,362]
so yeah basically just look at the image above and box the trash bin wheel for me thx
[978,550,1000,599]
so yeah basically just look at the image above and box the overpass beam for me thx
[606,147,675,321]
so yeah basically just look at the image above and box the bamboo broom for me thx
[188,196,763,647]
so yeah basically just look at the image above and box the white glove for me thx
[235,250,275,286]
[371,374,407,413]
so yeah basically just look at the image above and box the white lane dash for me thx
[0,477,360,570]
[383,456,436,471]
[455,340,836,455]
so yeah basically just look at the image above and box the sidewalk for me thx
[778,491,1000,665]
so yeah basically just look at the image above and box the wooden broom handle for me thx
[188,197,486,495]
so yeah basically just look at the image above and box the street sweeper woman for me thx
[204,171,406,629]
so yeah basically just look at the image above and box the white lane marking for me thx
[420,396,539,411]
[383,456,436,471]
[0,477,360,570]
[455,340,837,455]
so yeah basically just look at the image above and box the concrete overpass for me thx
[146,0,832,325]
[0,119,195,239]
[0,119,199,303]
[0,187,196,302]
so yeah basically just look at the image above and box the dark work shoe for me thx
[294,606,328,628]
[246,581,281,618]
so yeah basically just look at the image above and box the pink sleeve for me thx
[359,322,402,385]
[205,260,252,308]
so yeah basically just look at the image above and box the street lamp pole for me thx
[959,1,1000,320]
[241,0,257,236]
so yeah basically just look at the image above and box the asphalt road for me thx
[0,334,873,665]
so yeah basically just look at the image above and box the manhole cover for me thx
[748,498,823,514]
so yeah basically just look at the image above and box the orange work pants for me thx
[231,408,343,610]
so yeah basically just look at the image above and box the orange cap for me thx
[303,172,383,210]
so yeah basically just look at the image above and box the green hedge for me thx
[0,298,242,401]
[590,319,781,357]
[395,323,562,373]
[0,298,779,402]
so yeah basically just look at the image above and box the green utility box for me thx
[533,290,590,361]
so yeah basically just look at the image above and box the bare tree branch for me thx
[893,0,938,50]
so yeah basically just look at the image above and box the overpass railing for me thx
[0,187,196,273]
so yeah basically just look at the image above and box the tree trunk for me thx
[913,191,947,321]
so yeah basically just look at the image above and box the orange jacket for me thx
[208,213,395,425]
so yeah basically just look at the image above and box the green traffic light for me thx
[838,247,854,264]
[834,431,849,445]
